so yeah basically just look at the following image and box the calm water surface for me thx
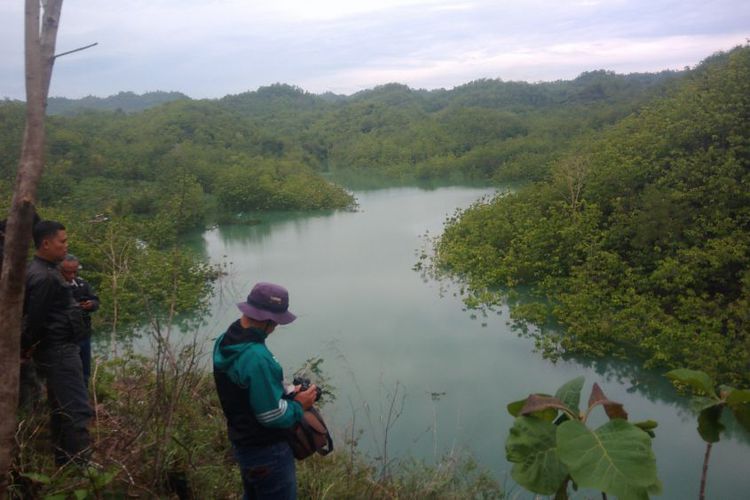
[189,186,749,499]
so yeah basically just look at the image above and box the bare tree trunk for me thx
[0,0,64,493]
[552,154,589,218]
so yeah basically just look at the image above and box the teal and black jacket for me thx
[213,320,303,447]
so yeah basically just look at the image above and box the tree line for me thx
[432,44,750,385]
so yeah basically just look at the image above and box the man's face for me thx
[42,230,69,263]
[60,259,79,282]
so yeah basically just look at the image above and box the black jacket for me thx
[23,256,85,350]
[69,276,99,337]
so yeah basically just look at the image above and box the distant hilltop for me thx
[43,67,689,117]
[47,91,190,116]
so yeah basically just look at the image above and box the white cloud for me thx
[299,32,747,93]
[1,0,748,98]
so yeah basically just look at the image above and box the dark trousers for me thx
[19,359,42,411]
[78,336,92,388]
[35,343,93,466]
[233,441,297,500]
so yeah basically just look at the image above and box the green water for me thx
[188,186,749,499]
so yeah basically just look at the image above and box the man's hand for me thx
[294,384,318,410]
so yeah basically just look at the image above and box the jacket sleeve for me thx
[81,280,100,312]
[23,268,55,349]
[243,354,303,429]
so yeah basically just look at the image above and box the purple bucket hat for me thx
[237,282,297,325]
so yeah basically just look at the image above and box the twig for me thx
[92,358,100,442]
[700,442,712,500]
[53,42,97,59]
[109,457,135,485]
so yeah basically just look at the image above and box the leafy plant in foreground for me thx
[666,368,750,500]
[505,376,661,499]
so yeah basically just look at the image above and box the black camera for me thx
[293,376,322,401]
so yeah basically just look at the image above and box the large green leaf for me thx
[555,376,585,415]
[697,405,725,443]
[557,419,659,500]
[666,369,718,399]
[506,416,569,495]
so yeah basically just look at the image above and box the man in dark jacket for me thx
[213,282,317,500]
[60,254,100,388]
[24,220,92,466]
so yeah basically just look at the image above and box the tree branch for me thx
[54,42,97,59]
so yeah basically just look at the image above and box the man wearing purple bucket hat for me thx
[213,282,318,500]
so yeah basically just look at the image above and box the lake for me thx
[188,185,749,499]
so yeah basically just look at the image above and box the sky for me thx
[0,0,748,99]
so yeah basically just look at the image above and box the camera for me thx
[293,376,322,401]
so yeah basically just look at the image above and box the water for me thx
[188,186,749,499]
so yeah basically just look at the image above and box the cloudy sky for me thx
[0,0,747,99]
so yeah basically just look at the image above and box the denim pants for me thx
[233,440,297,500]
[35,343,93,465]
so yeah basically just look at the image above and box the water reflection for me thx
[185,185,748,499]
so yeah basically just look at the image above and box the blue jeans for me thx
[233,440,297,500]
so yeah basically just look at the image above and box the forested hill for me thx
[434,44,750,384]
[213,71,682,182]
[47,90,189,115]
[1,45,747,384]
[0,61,693,229]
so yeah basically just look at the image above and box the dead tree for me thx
[0,0,64,492]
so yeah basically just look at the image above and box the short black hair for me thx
[32,220,66,249]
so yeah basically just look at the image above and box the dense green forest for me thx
[1,45,746,378]
[1,64,682,226]
[4,43,749,498]
[46,91,190,116]
[433,45,750,384]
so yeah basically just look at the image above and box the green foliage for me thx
[40,210,219,341]
[214,159,353,211]
[666,368,750,442]
[433,44,750,385]
[557,420,661,500]
[13,355,501,499]
[665,369,718,398]
[666,368,750,498]
[505,377,660,499]
[47,91,189,116]
[554,376,585,416]
[1,95,356,234]
[506,416,568,494]
[0,58,686,225]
